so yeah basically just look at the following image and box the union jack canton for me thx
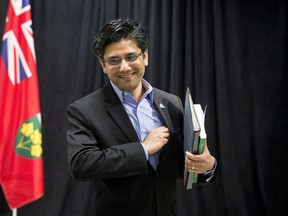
[1,0,36,86]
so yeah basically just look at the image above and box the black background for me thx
[1,0,288,215]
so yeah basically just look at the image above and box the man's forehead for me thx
[103,39,140,57]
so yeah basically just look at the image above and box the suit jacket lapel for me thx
[101,84,175,143]
[153,89,176,169]
[153,90,174,132]
[102,83,139,142]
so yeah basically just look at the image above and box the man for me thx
[67,18,216,216]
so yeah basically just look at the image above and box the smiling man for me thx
[100,39,147,102]
[67,18,217,216]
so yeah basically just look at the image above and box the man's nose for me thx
[119,59,131,70]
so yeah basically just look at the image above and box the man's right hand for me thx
[142,126,169,155]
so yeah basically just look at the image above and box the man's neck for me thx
[130,82,145,103]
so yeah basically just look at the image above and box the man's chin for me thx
[118,82,140,92]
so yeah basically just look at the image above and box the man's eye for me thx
[125,55,137,61]
[108,58,121,65]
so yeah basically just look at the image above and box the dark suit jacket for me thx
[67,83,214,216]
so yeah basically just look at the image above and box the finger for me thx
[163,132,169,138]
[185,157,193,166]
[185,164,197,173]
[158,126,168,130]
[185,151,195,159]
[160,126,169,133]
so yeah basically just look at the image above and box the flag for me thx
[0,0,44,209]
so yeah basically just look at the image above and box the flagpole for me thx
[12,208,17,216]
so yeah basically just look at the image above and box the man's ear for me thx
[143,49,148,66]
[98,57,107,74]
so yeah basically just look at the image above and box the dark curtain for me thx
[1,0,288,215]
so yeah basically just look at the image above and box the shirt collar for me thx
[110,79,154,103]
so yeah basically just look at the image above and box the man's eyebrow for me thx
[107,52,138,58]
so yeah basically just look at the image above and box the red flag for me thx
[0,0,44,209]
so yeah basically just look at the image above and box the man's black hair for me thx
[93,18,149,57]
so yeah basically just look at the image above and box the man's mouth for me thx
[119,72,135,78]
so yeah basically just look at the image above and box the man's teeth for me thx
[120,73,133,77]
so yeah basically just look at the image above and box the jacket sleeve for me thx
[67,102,148,181]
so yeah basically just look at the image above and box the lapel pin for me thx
[160,103,165,109]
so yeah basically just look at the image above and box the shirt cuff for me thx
[202,159,217,182]
[141,143,149,160]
